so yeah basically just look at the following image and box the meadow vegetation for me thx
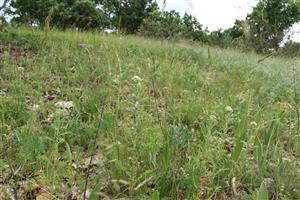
[3,0,300,54]
[0,28,299,199]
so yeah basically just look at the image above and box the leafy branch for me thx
[0,0,9,11]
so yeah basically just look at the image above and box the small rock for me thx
[55,101,74,110]
[78,44,93,49]
[263,178,274,189]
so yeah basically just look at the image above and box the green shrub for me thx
[279,41,300,57]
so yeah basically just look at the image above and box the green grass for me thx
[0,27,300,199]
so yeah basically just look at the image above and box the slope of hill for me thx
[0,28,299,199]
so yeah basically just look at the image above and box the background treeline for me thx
[2,0,300,55]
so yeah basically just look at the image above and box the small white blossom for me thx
[55,101,74,110]
[225,106,233,113]
[32,104,40,111]
[17,67,25,71]
[112,78,119,84]
[134,101,139,108]
[282,157,291,162]
[132,75,142,82]
[210,115,218,123]
[250,121,257,127]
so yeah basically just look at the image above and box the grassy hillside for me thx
[0,28,300,199]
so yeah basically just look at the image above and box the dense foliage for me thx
[202,0,300,53]
[97,0,158,33]
[139,11,207,42]
[3,0,300,52]
[8,0,109,30]
[246,0,300,52]
[0,0,9,11]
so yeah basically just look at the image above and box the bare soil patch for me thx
[0,44,33,60]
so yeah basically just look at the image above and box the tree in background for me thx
[223,20,245,41]
[246,0,300,53]
[69,0,109,30]
[159,10,183,39]
[182,13,207,42]
[8,0,158,32]
[139,10,183,39]
[0,0,9,11]
[8,0,109,30]
[139,10,208,42]
[9,0,56,25]
[97,0,158,33]
[0,0,9,31]
[210,0,300,52]
[208,20,250,49]
[5,0,300,55]
[279,40,300,57]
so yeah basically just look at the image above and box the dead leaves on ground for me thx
[0,44,33,60]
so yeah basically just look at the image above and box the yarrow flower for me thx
[225,106,233,113]
[55,101,74,110]
[250,121,257,127]
[132,75,142,82]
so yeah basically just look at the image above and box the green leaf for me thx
[254,136,264,169]
[257,182,268,200]
[231,104,248,162]
[150,190,160,200]
[0,159,5,171]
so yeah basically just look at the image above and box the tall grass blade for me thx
[257,182,268,200]
[231,106,248,162]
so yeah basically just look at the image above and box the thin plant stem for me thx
[83,104,105,200]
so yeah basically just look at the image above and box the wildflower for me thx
[250,121,257,127]
[225,106,233,113]
[32,104,40,111]
[55,101,74,110]
[112,78,119,84]
[132,75,142,82]
[134,101,139,108]
[17,66,25,71]
[282,157,291,162]
[210,115,218,123]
